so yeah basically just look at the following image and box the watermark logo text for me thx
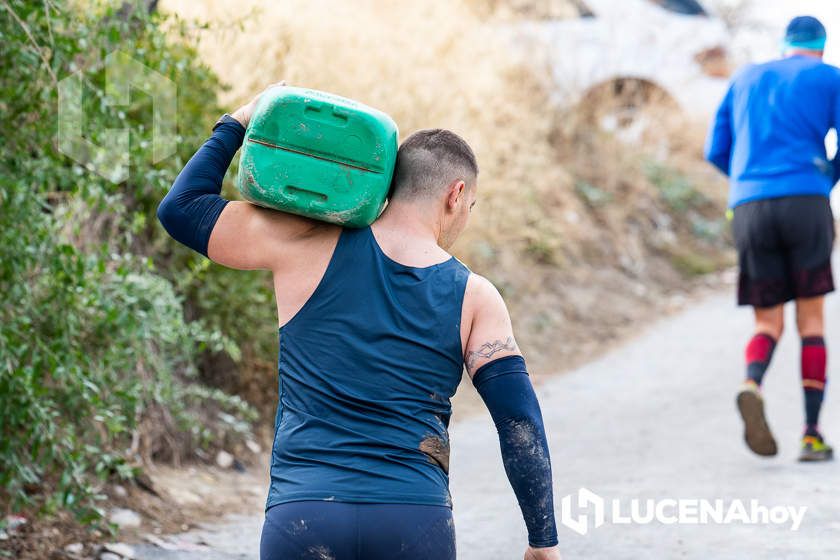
[559,488,807,536]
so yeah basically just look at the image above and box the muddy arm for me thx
[473,355,558,549]
[462,274,558,547]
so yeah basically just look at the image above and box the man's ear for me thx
[447,180,466,210]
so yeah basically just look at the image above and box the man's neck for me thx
[787,49,824,59]
[374,200,442,247]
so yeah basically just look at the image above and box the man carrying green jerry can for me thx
[157,83,562,560]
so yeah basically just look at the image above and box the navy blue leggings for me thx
[260,501,456,560]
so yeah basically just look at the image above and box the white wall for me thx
[710,0,840,64]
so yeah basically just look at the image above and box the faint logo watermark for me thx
[560,487,807,536]
[58,50,176,183]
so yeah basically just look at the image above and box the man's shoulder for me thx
[731,61,760,80]
[814,60,840,82]
[726,62,761,94]
[731,57,840,91]
[778,56,840,80]
[791,59,840,93]
[465,272,496,296]
[732,58,785,84]
[463,273,507,316]
[250,202,341,240]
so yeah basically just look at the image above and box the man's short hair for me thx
[389,129,478,201]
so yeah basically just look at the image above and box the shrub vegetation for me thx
[0,0,268,523]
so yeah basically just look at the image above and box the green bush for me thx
[644,162,708,212]
[0,0,267,522]
[574,180,612,208]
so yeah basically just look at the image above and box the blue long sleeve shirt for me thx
[157,119,245,256]
[705,55,840,208]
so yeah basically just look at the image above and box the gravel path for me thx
[135,289,840,559]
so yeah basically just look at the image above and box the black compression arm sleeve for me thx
[473,355,558,548]
[156,119,245,256]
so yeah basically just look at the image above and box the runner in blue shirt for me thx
[706,16,839,462]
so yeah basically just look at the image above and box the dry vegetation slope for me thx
[162,0,732,376]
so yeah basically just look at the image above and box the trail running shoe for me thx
[798,434,834,462]
[736,382,778,457]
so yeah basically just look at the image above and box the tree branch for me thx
[1,0,58,86]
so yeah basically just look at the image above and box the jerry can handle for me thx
[304,102,350,125]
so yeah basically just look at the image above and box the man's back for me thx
[706,55,840,207]
[157,96,561,558]
[268,225,469,509]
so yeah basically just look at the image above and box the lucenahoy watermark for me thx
[560,487,808,536]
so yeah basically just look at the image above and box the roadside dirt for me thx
[1,461,267,560]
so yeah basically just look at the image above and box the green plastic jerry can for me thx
[237,87,399,227]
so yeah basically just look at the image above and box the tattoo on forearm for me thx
[466,337,518,371]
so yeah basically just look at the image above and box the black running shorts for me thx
[732,195,835,308]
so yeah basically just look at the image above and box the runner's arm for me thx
[705,85,734,176]
[157,86,329,271]
[833,79,840,186]
[464,275,559,550]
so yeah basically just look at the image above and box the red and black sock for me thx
[745,333,777,387]
[801,336,827,437]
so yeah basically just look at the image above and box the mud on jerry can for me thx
[237,87,399,227]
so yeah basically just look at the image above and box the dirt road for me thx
[135,289,840,559]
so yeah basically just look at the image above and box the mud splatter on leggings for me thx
[260,501,456,560]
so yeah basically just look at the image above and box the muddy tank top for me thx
[266,226,470,509]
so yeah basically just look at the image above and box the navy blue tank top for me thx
[267,226,470,509]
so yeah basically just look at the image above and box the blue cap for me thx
[785,16,827,51]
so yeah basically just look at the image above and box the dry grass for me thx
[161,0,732,377]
